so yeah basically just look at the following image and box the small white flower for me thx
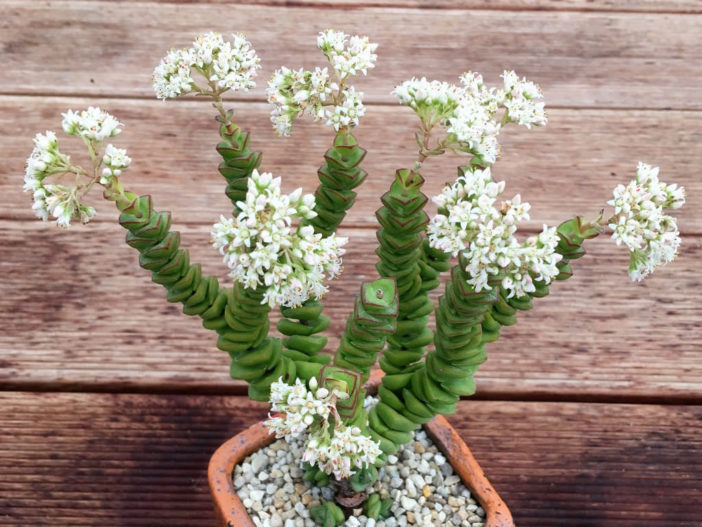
[428,168,562,297]
[101,144,132,184]
[395,70,546,165]
[212,170,347,307]
[266,31,374,135]
[608,163,685,281]
[153,32,260,100]
[62,107,123,142]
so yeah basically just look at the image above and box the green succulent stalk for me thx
[375,170,436,376]
[305,131,368,237]
[279,131,369,368]
[370,212,602,454]
[334,279,399,382]
[102,180,291,401]
[481,216,602,343]
[216,118,263,215]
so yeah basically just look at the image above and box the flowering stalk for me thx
[481,216,601,343]
[101,182,290,401]
[280,132,370,365]
[269,32,374,367]
[368,163,588,452]
[265,370,382,500]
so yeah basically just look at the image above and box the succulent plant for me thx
[23,30,685,525]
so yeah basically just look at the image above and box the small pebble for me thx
[251,452,268,473]
[400,496,417,512]
[405,479,417,498]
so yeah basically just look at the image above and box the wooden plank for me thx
[51,0,702,15]
[2,2,702,109]
[4,97,701,232]
[1,221,699,399]
[0,392,700,526]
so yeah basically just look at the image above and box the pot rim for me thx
[209,374,514,526]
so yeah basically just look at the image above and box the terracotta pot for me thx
[209,372,514,527]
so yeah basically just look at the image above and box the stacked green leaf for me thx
[280,132,369,367]
[216,122,263,215]
[116,193,293,402]
[334,279,399,383]
[310,501,346,527]
[375,170,435,375]
[305,132,367,237]
[419,239,451,294]
[368,258,498,454]
[278,300,332,365]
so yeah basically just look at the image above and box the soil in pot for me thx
[233,408,488,527]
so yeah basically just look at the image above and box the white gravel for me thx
[233,426,487,527]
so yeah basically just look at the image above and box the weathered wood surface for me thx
[60,0,702,14]
[2,221,699,399]
[3,98,701,231]
[0,392,700,526]
[2,2,702,109]
[1,1,700,525]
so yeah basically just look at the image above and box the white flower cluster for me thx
[25,131,86,228]
[211,170,347,307]
[393,70,547,164]
[62,107,123,142]
[266,30,376,136]
[609,163,685,281]
[428,168,562,297]
[317,30,378,77]
[25,108,128,229]
[101,144,131,184]
[393,78,463,127]
[153,32,260,100]
[302,423,382,480]
[265,377,381,480]
[265,377,341,438]
[501,71,547,128]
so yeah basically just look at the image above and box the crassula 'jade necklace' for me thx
[23,30,686,525]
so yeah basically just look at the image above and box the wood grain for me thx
[0,392,699,526]
[53,0,702,14]
[3,97,700,231]
[1,220,699,399]
[2,2,702,109]
[1,2,700,526]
